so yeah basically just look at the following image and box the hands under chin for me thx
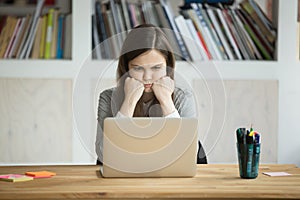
[152,76,175,103]
[152,77,176,116]
[120,76,176,117]
[123,77,144,105]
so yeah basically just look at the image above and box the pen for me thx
[254,132,260,144]
[236,128,245,144]
[246,131,254,177]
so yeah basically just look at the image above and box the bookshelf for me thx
[0,0,295,79]
[0,0,300,166]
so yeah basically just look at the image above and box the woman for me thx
[96,24,207,164]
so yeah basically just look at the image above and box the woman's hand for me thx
[119,77,144,117]
[152,76,176,116]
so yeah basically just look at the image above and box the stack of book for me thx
[92,0,277,61]
[0,0,72,60]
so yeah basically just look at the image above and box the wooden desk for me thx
[0,164,300,199]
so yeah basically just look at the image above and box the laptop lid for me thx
[101,117,198,177]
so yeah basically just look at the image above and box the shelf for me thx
[0,60,77,78]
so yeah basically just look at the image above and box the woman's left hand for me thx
[152,76,176,116]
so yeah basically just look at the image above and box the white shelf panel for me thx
[175,60,279,80]
[0,60,78,79]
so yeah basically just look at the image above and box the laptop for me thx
[101,117,198,178]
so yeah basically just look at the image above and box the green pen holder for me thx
[236,143,261,179]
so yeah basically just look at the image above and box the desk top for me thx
[0,164,300,199]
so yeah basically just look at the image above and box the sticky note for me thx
[262,172,292,177]
[0,174,33,182]
[25,171,56,178]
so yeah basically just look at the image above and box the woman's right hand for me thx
[119,77,144,117]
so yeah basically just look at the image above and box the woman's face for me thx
[128,49,167,93]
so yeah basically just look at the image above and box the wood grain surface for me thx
[0,164,299,199]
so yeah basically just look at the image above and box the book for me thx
[56,13,65,59]
[50,8,59,59]
[110,0,124,51]
[63,13,72,59]
[240,0,275,44]
[15,15,33,58]
[142,1,160,27]
[92,14,102,59]
[3,17,22,58]
[0,16,18,58]
[44,8,54,59]
[20,0,45,59]
[8,17,26,58]
[200,3,227,60]
[189,3,218,59]
[39,14,47,58]
[222,7,249,59]
[120,0,132,30]
[185,18,209,60]
[236,7,272,60]
[174,15,203,61]
[215,5,242,59]
[95,0,110,58]
[238,7,274,54]
[0,174,33,182]
[154,2,182,58]
[233,9,263,60]
[160,0,191,60]
[180,7,212,59]
[228,8,255,59]
[31,17,43,59]
[206,5,234,60]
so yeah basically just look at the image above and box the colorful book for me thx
[160,0,191,60]
[240,0,275,44]
[50,8,59,59]
[206,5,234,60]
[3,17,22,58]
[15,15,33,58]
[31,17,43,59]
[237,7,272,60]
[0,174,33,182]
[56,13,65,59]
[174,15,203,61]
[21,0,45,59]
[63,13,72,59]
[0,16,18,58]
[215,6,242,60]
[39,14,47,58]
[44,8,54,59]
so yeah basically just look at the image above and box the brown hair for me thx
[116,24,175,117]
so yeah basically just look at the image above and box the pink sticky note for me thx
[262,172,292,177]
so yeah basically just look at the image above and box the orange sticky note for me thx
[25,171,56,178]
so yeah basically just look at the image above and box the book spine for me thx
[39,15,47,58]
[219,8,242,60]
[4,18,21,58]
[185,18,208,60]
[206,6,234,60]
[200,3,226,60]
[44,8,54,59]
[160,0,191,60]
[191,3,218,59]
[175,15,203,61]
[240,0,275,44]
[56,14,64,59]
